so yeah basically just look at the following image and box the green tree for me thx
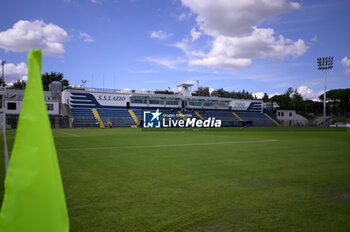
[303,100,322,115]
[195,87,210,97]
[292,90,304,112]
[262,93,269,101]
[212,88,254,99]
[11,80,26,89]
[271,87,294,109]
[42,72,69,91]
[319,88,350,116]
[212,88,230,98]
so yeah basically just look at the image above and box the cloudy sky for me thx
[0,0,349,100]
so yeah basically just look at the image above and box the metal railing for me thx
[83,87,155,94]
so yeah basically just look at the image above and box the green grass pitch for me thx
[1,127,350,231]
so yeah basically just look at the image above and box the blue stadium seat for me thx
[69,106,279,127]
[235,112,278,127]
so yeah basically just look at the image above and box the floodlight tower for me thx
[1,60,5,83]
[317,57,333,127]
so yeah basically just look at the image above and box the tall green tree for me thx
[262,93,269,101]
[271,87,294,109]
[319,88,350,116]
[291,90,303,112]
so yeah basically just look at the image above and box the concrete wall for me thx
[276,109,309,126]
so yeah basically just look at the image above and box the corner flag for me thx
[0,50,69,232]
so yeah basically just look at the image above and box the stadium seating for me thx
[194,109,236,121]
[188,109,279,127]
[96,108,136,127]
[70,108,97,127]
[69,106,279,127]
[70,108,94,118]
[70,107,137,127]
[235,111,278,127]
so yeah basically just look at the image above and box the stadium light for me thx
[317,56,333,127]
[1,60,5,83]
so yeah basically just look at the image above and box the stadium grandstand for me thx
[0,83,280,128]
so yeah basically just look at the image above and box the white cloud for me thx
[209,88,214,94]
[189,28,307,69]
[253,92,265,99]
[341,56,350,75]
[269,92,281,98]
[3,62,27,76]
[143,57,186,69]
[191,50,206,57]
[172,38,192,56]
[268,86,322,101]
[182,0,300,37]
[311,36,318,42]
[90,0,97,3]
[183,80,195,85]
[139,69,160,73]
[172,37,211,61]
[297,85,322,101]
[178,12,192,21]
[80,32,94,42]
[179,0,307,69]
[189,56,252,69]
[190,28,201,41]
[0,62,28,83]
[0,20,69,55]
[150,30,172,40]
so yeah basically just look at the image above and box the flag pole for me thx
[0,50,69,232]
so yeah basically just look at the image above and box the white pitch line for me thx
[58,139,278,151]
[55,131,81,137]
[195,134,265,140]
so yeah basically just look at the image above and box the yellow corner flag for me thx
[0,50,69,231]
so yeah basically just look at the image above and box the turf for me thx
[0,127,350,231]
